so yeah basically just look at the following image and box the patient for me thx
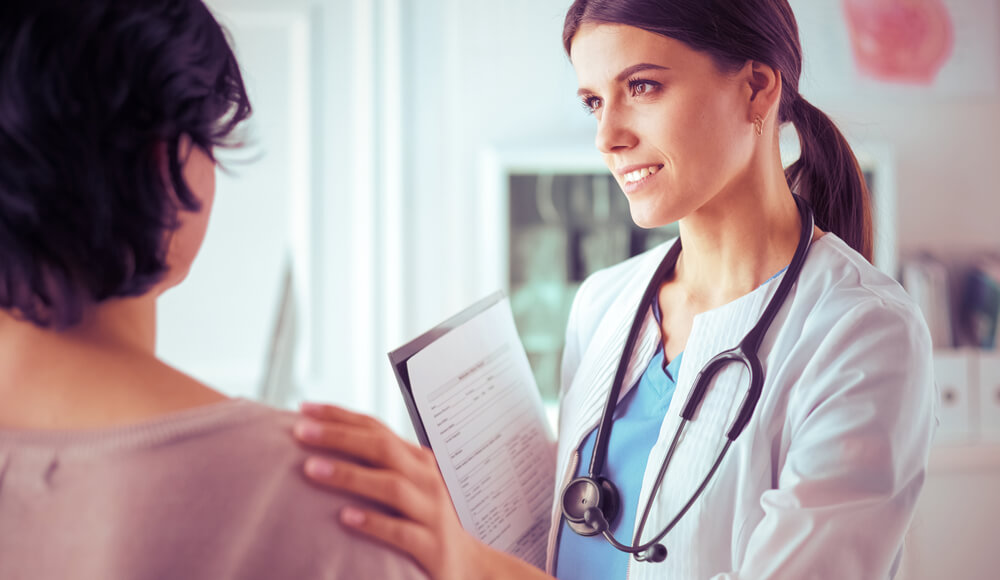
[0,1,424,578]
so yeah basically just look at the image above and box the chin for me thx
[152,267,190,297]
[627,203,674,230]
[630,216,660,230]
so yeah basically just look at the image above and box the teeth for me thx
[624,165,660,184]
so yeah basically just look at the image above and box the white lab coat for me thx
[545,233,936,579]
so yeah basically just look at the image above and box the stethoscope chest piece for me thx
[561,476,620,536]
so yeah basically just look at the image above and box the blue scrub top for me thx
[555,348,682,580]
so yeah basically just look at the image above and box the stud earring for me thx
[753,115,764,137]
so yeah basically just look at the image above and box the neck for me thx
[0,295,158,394]
[1,296,158,355]
[77,296,158,354]
[673,160,802,309]
[0,294,229,430]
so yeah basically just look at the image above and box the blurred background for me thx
[159,0,999,577]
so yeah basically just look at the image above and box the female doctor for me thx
[293,0,937,578]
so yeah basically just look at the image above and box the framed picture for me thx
[481,146,678,402]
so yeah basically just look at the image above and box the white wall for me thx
[158,2,314,401]
[157,0,395,420]
[793,0,1000,255]
[398,0,586,327]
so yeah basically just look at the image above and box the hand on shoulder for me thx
[292,403,554,580]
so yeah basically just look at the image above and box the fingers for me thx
[295,420,418,472]
[295,403,431,470]
[339,506,440,578]
[294,409,443,497]
[304,457,437,524]
[299,402,378,427]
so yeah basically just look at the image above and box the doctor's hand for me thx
[294,402,553,580]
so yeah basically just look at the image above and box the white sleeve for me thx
[710,298,937,579]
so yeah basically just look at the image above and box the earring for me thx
[753,115,764,137]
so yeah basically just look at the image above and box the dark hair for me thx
[563,0,873,261]
[0,0,251,329]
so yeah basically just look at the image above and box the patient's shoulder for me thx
[164,401,429,579]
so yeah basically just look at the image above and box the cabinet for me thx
[978,355,1000,443]
[898,351,1000,580]
[932,350,1000,444]
[899,444,1000,580]
[933,350,975,444]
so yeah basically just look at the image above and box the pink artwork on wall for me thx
[842,0,956,85]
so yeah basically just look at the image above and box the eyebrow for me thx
[576,63,671,96]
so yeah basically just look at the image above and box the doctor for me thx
[293,0,936,578]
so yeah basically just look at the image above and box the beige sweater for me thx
[0,398,427,579]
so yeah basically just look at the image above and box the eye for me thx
[628,78,660,97]
[580,94,602,115]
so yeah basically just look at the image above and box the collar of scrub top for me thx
[563,193,816,562]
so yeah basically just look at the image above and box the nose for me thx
[594,104,637,155]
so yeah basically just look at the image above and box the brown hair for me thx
[563,0,873,261]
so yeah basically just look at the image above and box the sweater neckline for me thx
[0,398,268,453]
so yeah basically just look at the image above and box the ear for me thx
[177,134,195,164]
[744,60,782,120]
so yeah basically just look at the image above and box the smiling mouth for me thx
[623,165,662,184]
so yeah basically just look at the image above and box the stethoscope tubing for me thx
[629,439,733,557]
[568,194,816,559]
[587,241,681,478]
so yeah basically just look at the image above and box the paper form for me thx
[402,295,556,569]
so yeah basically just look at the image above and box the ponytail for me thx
[784,96,873,262]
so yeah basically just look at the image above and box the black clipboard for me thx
[387,290,507,449]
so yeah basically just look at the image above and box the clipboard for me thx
[387,290,506,449]
[384,290,554,569]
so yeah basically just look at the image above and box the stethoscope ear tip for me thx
[639,544,668,563]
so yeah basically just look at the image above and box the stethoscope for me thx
[560,194,815,563]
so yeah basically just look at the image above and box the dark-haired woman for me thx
[293,1,936,578]
[0,1,426,578]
